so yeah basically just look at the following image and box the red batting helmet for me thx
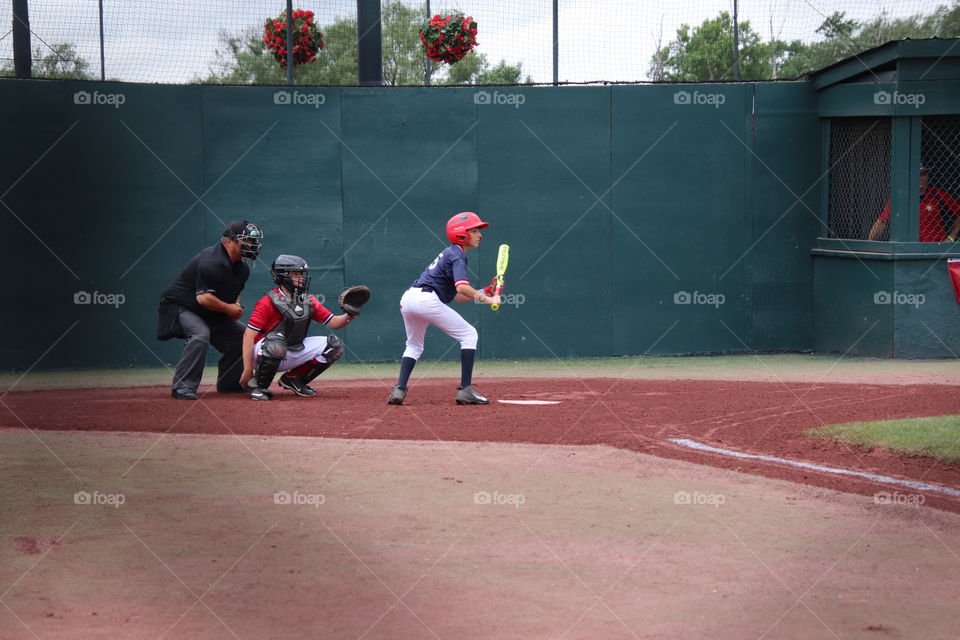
[446,212,489,245]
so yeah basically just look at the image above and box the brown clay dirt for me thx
[3,377,960,512]
[3,432,960,639]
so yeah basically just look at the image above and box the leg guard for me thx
[256,332,288,390]
[297,335,343,385]
[321,334,344,363]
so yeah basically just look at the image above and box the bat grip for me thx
[490,284,503,311]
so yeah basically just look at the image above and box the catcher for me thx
[239,254,370,400]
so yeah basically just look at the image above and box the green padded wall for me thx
[1,79,827,370]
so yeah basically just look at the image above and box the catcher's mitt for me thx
[338,285,371,316]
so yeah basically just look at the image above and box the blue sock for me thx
[460,349,476,388]
[397,357,416,388]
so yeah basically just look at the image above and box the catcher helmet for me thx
[446,212,489,245]
[271,254,311,300]
[224,221,264,261]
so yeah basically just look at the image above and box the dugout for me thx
[810,39,960,358]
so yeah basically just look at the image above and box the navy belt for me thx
[419,286,435,293]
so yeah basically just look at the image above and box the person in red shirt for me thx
[868,167,960,242]
[239,255,356,400]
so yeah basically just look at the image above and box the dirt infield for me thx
[3,377,960,512]
[3,431,960,639]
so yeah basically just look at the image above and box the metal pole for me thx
[98,0,105,81]
[12,0,31,78]
[424,0,430,86]
[552,0,558,85]
[286,0,294,85]
[732,0,741,81]
[357,0,382,86]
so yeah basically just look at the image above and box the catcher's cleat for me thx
[455,385,488,405]
[387,385,407,405]
[278,373,317,397]
[250,387,273,401]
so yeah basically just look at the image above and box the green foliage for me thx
[203,17,358,85]
[1,43,93,80]
[649,12,781,81]
[441,52,531,85]
[650,2,960,81]
[203,1,527,86]
[783,4,960,77]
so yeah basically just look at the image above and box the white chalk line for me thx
[497,400,561,405]
[668,438,960,498]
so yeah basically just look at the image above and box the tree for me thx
[1,43,93,80]
[442,52,531,85]
[648,3,960,81]
[649,12,785,82]
[204,17,358,85]
[203,1,529,86]
[779,4,960,78]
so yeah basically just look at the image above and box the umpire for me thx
[159,221,264,400]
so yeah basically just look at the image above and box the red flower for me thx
[420,12,477,64]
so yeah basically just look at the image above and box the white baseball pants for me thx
[254,335,334,371]
[400,287,478,360]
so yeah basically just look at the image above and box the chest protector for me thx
[268,291,312,351]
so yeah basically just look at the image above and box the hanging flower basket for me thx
[263,9,324,69]
[420,12,478,64]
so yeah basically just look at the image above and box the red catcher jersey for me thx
[246,288,334,343]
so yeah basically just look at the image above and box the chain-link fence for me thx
[827,117,892,241]
[2,0,959,85]
[921,116,960,242]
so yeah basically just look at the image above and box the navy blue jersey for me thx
[412,245,470,303]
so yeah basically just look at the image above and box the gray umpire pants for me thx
[171,308,246,393]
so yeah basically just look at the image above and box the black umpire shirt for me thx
[161,242,250,322]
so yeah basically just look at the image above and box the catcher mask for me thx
[271,254,311,300]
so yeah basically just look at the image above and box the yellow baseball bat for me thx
[490,244,510,311]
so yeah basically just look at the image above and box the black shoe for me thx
[250,388,273,401]
[171,388,198,400]
[455,385,488,405]
[278,374,317,397]
[387,385,407,405]
[217,384,247,394]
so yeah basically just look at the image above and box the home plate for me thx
[498,400,561,405]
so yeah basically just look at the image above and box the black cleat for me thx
[387,385,407,405]
[278,374,317,397]
[455,385,488,405]
[250,388,274,401]
[171,388,198,400]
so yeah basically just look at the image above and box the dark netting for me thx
[920,116,960,242]
[2,1,959,85]
[827,117,891,241]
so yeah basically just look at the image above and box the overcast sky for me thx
[0,0,948,83]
